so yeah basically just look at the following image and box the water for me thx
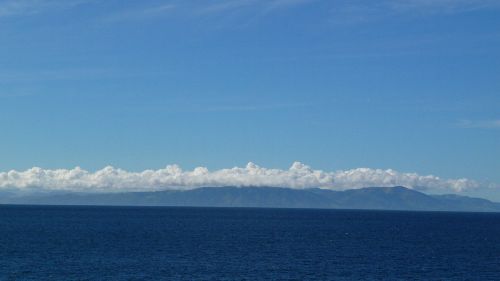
[0,205,499,280]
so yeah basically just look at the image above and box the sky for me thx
[0,0,499,199]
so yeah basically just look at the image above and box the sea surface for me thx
[0,205,499,280]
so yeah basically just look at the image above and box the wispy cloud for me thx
[100,3,175,23]
[329,0,500,24]
[457,119,500,129]
[0,0,89,18]
[0,162,482,193]
[0,68,170,83]
[123,101,311,114]
[387,0,500,14]
[198,102,310,113]
[96,0,312,24]
[194,0,255,15]
[1,0,497,24]
[195,0,313,15]
[266,0,313,10]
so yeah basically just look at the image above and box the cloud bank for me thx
[0,162,480,193]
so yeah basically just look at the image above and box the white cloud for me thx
[0,162,480,193]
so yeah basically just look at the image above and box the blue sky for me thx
[0,0,499,198]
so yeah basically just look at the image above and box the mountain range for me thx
[1,186,500,212]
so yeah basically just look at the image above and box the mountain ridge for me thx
[1,186,499,212]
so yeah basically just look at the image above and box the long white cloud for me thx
[0,162,480,193]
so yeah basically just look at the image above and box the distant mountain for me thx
[2,186,500,212]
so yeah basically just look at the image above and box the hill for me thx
[2,186,499,212]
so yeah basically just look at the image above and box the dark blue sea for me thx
[1,206,499,280]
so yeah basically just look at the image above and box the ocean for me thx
[0,205,499,280]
